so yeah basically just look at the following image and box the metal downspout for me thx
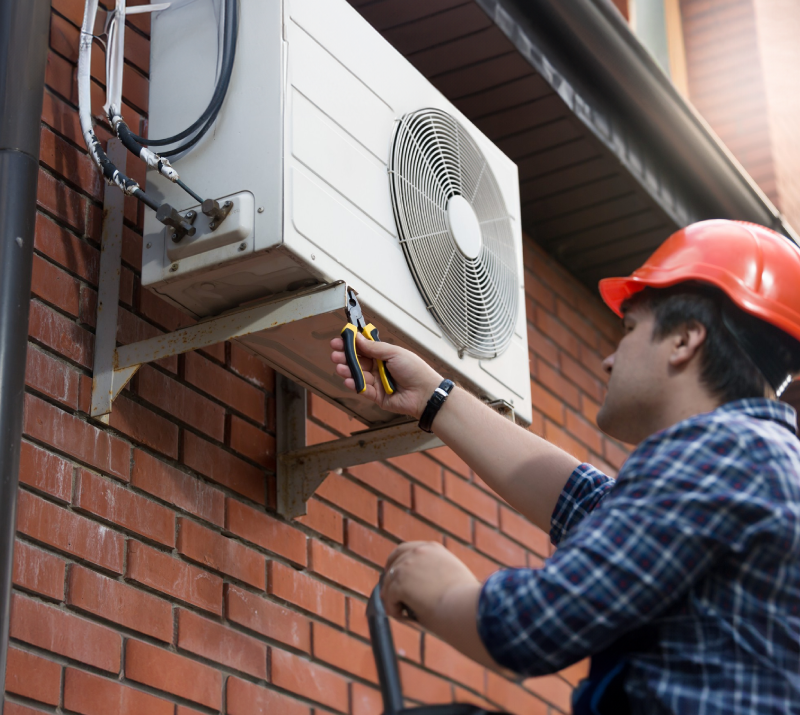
[0,0,52,708]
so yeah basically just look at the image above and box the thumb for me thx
[355,332,397,360]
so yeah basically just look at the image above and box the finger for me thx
[330,349,346,365]
[355,332,397,361]
[336,363,376,385]
[330,337,344,351]
[384,541,425,573]
[381,564,407,619]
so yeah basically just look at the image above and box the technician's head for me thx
[595,220,800,444]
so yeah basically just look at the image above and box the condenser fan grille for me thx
[389,108,518,359]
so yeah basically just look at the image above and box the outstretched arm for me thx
[331,334,581,534]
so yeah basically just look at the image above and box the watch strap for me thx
[418,379,455,433]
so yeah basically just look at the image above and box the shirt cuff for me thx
[550,462,614,546]
[477,569,531,675]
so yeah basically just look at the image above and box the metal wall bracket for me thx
[276,373,444,518]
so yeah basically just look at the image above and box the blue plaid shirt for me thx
[477,399,800,714]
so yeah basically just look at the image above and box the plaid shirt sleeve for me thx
[477,421,779,677]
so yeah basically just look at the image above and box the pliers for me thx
[341,288,396,395]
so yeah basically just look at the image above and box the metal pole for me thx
[0,0,52,709]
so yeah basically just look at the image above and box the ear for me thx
[668,320,707,368]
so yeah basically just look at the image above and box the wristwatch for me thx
[418,379,455,433]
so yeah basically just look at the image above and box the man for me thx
[330,220,800,714]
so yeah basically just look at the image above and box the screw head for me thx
[257,206,264,213]
[186,211,196,219]
[238,242,247,251]
[169,263,179,272]
[311,253,316,260]
[224,201,233,208]
[146,242,152,249]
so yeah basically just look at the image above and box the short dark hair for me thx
[621,282,800,404]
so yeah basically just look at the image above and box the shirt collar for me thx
[714,398,798,436]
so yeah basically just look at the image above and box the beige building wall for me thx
[752,0,800,230]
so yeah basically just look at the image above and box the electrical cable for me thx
[131,0,238,156]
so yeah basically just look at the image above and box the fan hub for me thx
[446,195,482,261]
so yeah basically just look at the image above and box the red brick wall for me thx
[679,0,779,205]
[6,2,628,714]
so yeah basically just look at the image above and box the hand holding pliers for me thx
[341,288,396,395]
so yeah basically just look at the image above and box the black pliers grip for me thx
[341,290,396,396]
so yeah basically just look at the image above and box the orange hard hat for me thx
[598,219,800,345]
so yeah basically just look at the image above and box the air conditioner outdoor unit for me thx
[143,0,532,427]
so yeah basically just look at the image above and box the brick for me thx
[227,676,310,715]
[177,608,267,678]
[528,322,560,368]
[444,538,498,581]
[10,593,121,672]
[297,497,344,543]
[177,517,265,589]
[183,431,266,505]
[425,635,485,691]
[536,308,580,359]
[29,299,93,368]
[347,461,411,507]
[310,539,379,597]
[138,288,195,333]
[523,673,573,713]
[307,420,337,446]
[347,521,396,566]
[578,341,609,383]
[486,671,547,715]
[25,345,80,410]
[499,506,550,557]
[453,686,497,711]
[229,342,275,390]
[64,668,173,715]
[125,639,222,709]
[41,86,83,148]
[524,270,556,312]
[127,540,223,614]
[398,661,451,704]
[580,394,601,426]
[115,309,177,373]
[4,704,50,715]
[272,648,350,713]
[229,414,275,469]
[317,472,378,525]
[185,351,266,423]
[37,168,86,234]
[380,502,443,544]
[108,395,179,459]
[131,448,224,526]
[444,471,498,526]
[13,540,66,600]
[226,498,307,565]
[565,409,604,453]
[268,560,345,626]
[556,298,600,350]
[226,583,310,651]
[5,647,61,705]
[352,683,383,715]
[536,360,581,411]
[17,489,124,573]
[313,622,377,682]
[529,380,566,425]
[427,446,470,478]
[412,485,471,541]
[74,469,175,546]
[18,439,72,503]
[309,394,364,436]
[138,366,225,441]
[544,419,590,462]
[31,254,80,318]
[67,562,173,640]
[474,522,526,568]
[38,125,102,202]
[388,452,442,493]
[23,393,130,481]
[560,353,605,403]
[559,657,590,687]
[346,598,421,663]
[603,438,630,470]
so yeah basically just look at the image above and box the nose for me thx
[602,353,615,375]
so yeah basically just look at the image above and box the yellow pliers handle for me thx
[340,323,396,395]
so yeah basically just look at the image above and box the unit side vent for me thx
[389,108,519,359]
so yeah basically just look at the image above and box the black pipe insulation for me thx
[0,0,52,710]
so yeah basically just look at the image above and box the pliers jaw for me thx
[345,287,367,331]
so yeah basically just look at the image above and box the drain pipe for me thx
[0,0,52,708]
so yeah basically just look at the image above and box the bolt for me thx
[146,242,152,249]
[169,263,179,272]
[257,206,264,213]
[186,210,196,220]
[238,242,247,251]
[311,253,316,260]
[224,201,233,209]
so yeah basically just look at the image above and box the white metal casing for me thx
[143,0,532,426]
